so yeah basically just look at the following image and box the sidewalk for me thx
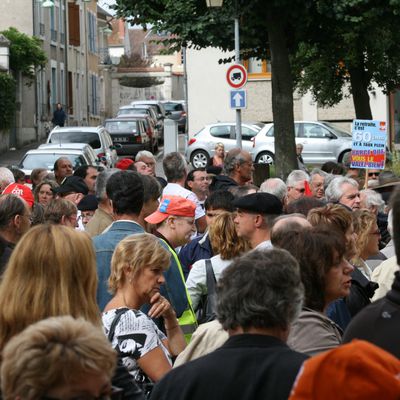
[0,141,43,167]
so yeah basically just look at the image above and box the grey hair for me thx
[95,169,119,201]
[310,168,328,180]
[135,150,155,162]
[0,168,15,191]
[286,170,309,187]
[223,149,249,176]
[360,189,385,213]
[216,248,304,331]
[325,176,358,203]
[0,194,26,229]
[260,178,287,202]
[162,152,187,182]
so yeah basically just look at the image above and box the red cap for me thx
[289,340,400,400]
[116,158,134,170]
[2,183,34,208]
[145,195,196,225]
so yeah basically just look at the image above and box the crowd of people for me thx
[0,145,399,399]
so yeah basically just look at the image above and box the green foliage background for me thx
[0,73,16,129]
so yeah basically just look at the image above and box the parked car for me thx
[46,126,118,168]
[18,143,102,180]
[185,122,265,168]
[251,121,353,165]
[131,100,166,121]
[162,101,187,132]
[104,118,152,156]
[117,105,163,144]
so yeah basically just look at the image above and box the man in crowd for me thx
[150,248,308,400]
[260,178,287,206]
[86,169,118,237]
[234,192,283,250]
[43,198,78,228]
[162,152,206,233]
[136,150,167,187]
[93,170,144,310]
[325,176,361,210]
[73,165,99,195]
[54,157,73,185]
[0,168,15,192]
[286,170,309,205]
[210,149,254,192]
[185,168,210,208]
[0,194,31,274]
[309,168,327,200]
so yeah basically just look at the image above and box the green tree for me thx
[114,0,305,178]
[292,0,400,120]
[1,27,47,84]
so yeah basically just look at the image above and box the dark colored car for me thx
[163,101,187,133]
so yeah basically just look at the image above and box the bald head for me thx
[271,214,311,246]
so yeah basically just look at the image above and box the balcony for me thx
[98,47,112,65]
[60,32,65,45]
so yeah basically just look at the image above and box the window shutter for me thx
[68,3,80,46]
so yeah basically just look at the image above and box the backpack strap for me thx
[205,259,216,295]
[107,307,130,342]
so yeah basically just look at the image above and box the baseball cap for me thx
[289,340,400,400]
[56,176,89,196]
[77,194,98,211]
[145,195,196,225]
[2,183,34,208]
[233,192,283,215]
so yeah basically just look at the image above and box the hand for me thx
[148,293,176,320]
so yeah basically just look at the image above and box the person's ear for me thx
[254,214,263,228]
[12,214,21,229]
[166,215,176,229]
[60,215,68,225]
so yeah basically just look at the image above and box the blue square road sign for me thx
[230,90,247,109]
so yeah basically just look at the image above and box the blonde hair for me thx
[44,198,77,224]
[352,209,377,261]
[1,316,116,400]
[208,212,250,260]
[108,233,171,294]
[215,142,224,150]
[0,224,99,351]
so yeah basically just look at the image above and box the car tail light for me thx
[181,111,187,117]
[146,128,153,138]
[188,138,196,146]
[250,137,255,148]
[25,177,32,184]
[98,152,105,158]
[136,136,142,143]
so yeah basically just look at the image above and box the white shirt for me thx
[254,240,273,250]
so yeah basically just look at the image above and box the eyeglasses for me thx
[291,187,305,193]
[368,172,380,177]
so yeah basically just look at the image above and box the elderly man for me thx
[233,192,283,249]
[150,248,308,400]
[0,168,15,192]
[286,170,310,204]
[53,157,73,185]
[210,148,254,192]
[0,194,31,274]
[309,168,327,199]
[260,178,287,205]
[162,152,206,233]
[325,176,361,210]
[136,149,167,187]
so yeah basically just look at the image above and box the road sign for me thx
[230,90,247,109]
[226,64,248,89]
[350,119,387,169]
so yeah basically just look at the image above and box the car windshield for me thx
[250,122,265,130]
[322,122,352,137]
[19,153,86,170]
[105,121,137,133]
[49,131,101,149]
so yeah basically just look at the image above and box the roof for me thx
[128,28,175,57]
[38,143,92,151]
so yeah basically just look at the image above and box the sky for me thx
[98,0,116,15]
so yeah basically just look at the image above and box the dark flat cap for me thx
[77,194,98,211]
[57,176,89,195]
[233,192,283,215]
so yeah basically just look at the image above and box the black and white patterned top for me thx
[102,308,172,383]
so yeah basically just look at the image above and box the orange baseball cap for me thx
[145,195,196,225]
[289,340,400,400]
[2,183,34,208]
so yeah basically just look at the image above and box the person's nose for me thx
[158,273,165,284]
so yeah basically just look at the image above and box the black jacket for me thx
[209,174,238,192]
[150,334,308,400]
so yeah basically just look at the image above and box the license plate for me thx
[114,137,129,143]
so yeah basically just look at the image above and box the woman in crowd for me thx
[34,179,58,207]
[1,316,117,400]
[0,224,143,399]
[186,211,250,312]
[274,227,353,356]
[352,209,381,280]
[207,142,225,168]
[103,233,186,392]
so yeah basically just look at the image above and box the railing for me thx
[39,23,45,36]
[51,29,58,42]
[98,47,112,65]
[60,32,65,44]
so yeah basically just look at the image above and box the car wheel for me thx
[339,150,351,164]
[191,150,209,168]
[255,151,275,165]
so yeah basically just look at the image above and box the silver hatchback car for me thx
[251,121,352,165]
[186,122,265,167]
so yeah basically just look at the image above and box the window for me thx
[264,124,300,137]
[243,57,271,79]
[209,125,231,139]
[49,131,101,149]
[50,6,57,42]
[238,126,259,140]
[51,67,57,110]
[88,12,97,53]
[299,123,331,139]
[68,2,80,46]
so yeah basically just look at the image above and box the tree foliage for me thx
[0,27,47,84]
[0,73,16,129]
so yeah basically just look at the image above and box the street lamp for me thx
[41,0,55,7]
[205,0,242,148]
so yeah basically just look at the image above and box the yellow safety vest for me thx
[161,240,198,343]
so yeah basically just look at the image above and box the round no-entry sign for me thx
[226,64,248,89]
